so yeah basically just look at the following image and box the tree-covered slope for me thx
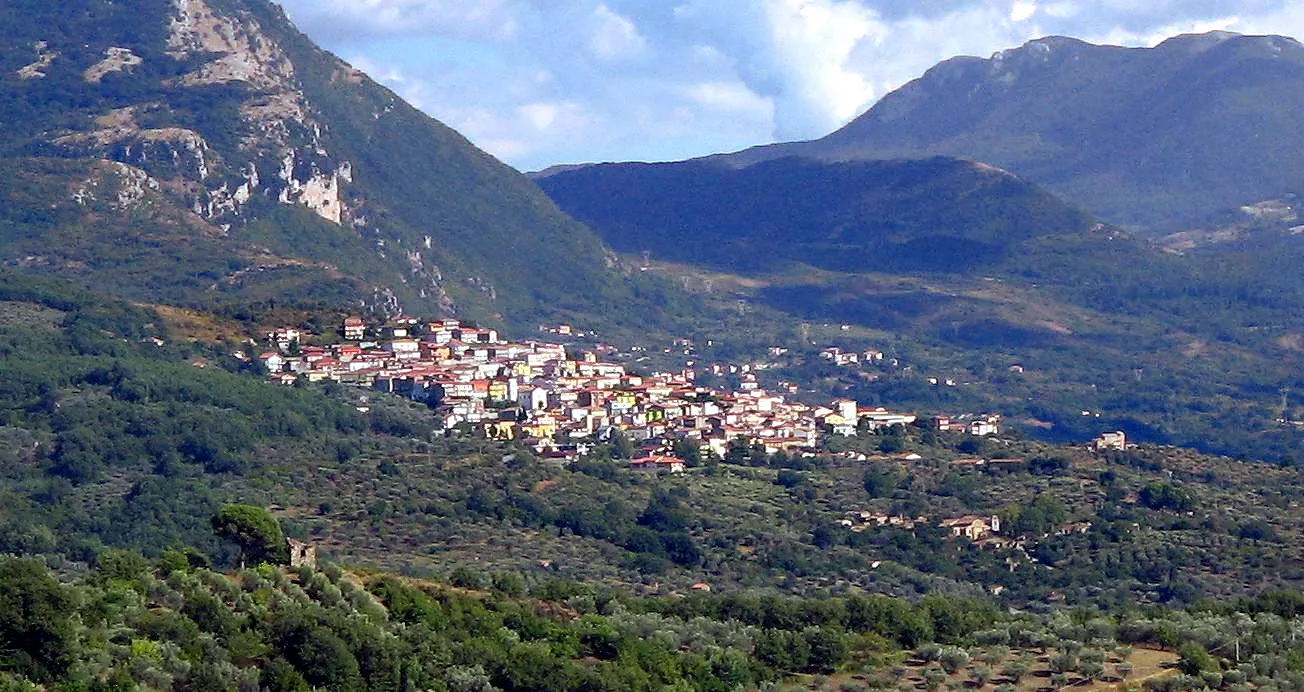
[537,156,1101,275]
[13,550,1302,692]
[0,0,687,333]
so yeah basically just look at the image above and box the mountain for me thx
[0,0,683,332]
[536,155,1102,275]
[719,31,1304,229]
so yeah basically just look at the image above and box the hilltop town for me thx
[251,317,1149,553]
[255,317,1007,465]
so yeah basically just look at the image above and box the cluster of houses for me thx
[840,512,1003,541]
[932,413,1002,437]
[258,317,929,465]
[841,509,1094,551]
[820,346,887,367]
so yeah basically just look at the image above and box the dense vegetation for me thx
[537,157,1096,276]
[0,272,433,563]
[3,547,1304,690]
[0,264,1302,690]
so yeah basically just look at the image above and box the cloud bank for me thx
[274,0,1304,171]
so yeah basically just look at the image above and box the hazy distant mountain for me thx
[0,0,673,330]
[719,32,1304,229]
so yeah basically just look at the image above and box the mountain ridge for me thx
[710,31,1304,229]
[536,155,1105,276]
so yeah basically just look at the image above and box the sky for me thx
[274,0,1304,172]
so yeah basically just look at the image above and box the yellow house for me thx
[483,420,518,441]
[520,416,558,439]
[609,391,637,411]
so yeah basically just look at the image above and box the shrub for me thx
[938,647,970,674]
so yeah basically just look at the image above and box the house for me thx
[519,385,551,411]
[343,317,366,340]
[968,415,1001,437]
[269,327,301,350]
[385,339,421,359]
[259,352,285,372]
[1054,521,1093,536]
[859,407,918,430]
[484,420,518,441]
[464,327,499,344]
[1091,431,1127,451]
[520,415,559,440]
[821,347,859,366]
[629,455,685,473]
[940,515,1001,540]
[822,413,857,437]
[487,378,515,402]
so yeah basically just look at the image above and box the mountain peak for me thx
[993,35,1090,61]
[1157,29,1240,45]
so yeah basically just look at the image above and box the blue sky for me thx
[274,0,1304,172]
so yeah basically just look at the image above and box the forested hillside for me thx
[537,156,1098,275]
[3,543,1304,690]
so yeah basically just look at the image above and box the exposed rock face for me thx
[83,47,142,83]
[166,0,295,90]
[15,40,57,79]
[71,162,161,212]
[168,0,349,226]
[9,0,375,301]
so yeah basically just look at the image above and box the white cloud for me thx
[1039,2,1081,20]
[762,0,884,137]
[589,5,647,60]
[1010,1,1038,22]
[280,0,522,41]
[1089,16,1242,46]
[685,81,773,119]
